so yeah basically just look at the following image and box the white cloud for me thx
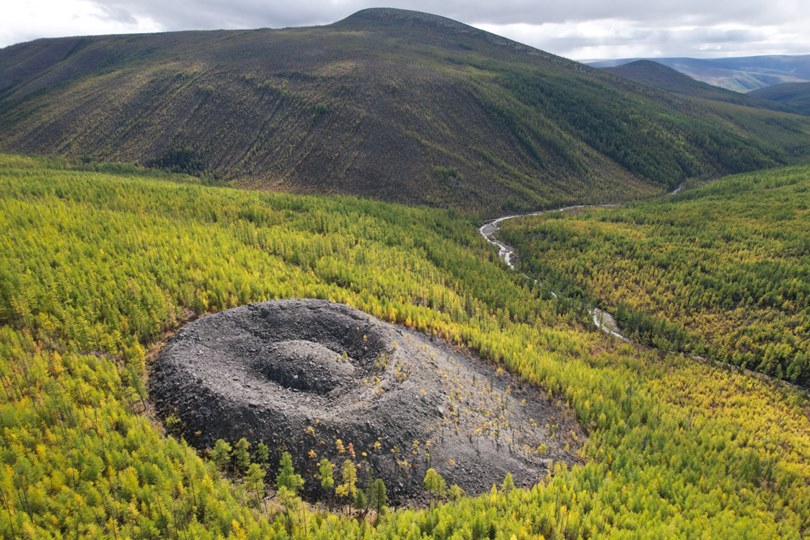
[1,0,163,48]
[2,0,810,60]
[473,17,810,60]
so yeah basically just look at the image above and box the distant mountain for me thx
[2,9,810,212]
[750,82,810,116]
[590,55,810,92]
[603,60,799,113]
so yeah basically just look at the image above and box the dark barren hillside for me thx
[2,8,810,212]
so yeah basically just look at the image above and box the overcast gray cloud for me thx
[3,0,809,60]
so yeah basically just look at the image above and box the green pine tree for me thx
[275,451,304,494]
[210,439,232,471]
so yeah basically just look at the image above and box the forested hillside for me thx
[1,154,809,537]
[603,60,799,113]
[750,82,810,116]
[500,166,810,387]
[2,9,810,212]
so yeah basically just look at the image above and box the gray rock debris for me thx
[150,299,583,503]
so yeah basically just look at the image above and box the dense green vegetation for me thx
[750,82,810,116]
[501,166,810,387]
[3,9,810,212]
[1,154,809,537]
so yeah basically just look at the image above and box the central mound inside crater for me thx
[151,299,583,503]
[254,340,356,393]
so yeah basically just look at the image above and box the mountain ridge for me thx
[589,54,810,92]
[2,8,809,212]
[602,60,801,113]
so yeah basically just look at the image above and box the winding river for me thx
[479,205,628,341]
[480,184,685,341]
[479,187,810,395]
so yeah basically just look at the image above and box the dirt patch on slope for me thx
[150,299,583,503]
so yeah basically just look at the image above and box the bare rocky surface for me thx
[150,299,583,503]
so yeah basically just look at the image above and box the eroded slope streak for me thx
[151,300,582,502]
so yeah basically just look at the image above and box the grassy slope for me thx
[1,154,809,537]
[2,9,810,213]
[500,166,810,386]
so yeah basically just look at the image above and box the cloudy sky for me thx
[3,0,809,60]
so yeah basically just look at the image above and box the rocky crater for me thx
[150,299,583,503]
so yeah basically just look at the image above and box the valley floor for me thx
[0,154,808,538]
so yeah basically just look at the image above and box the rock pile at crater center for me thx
[150,299,583,503]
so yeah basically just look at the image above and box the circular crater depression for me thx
[151,299,583,502]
